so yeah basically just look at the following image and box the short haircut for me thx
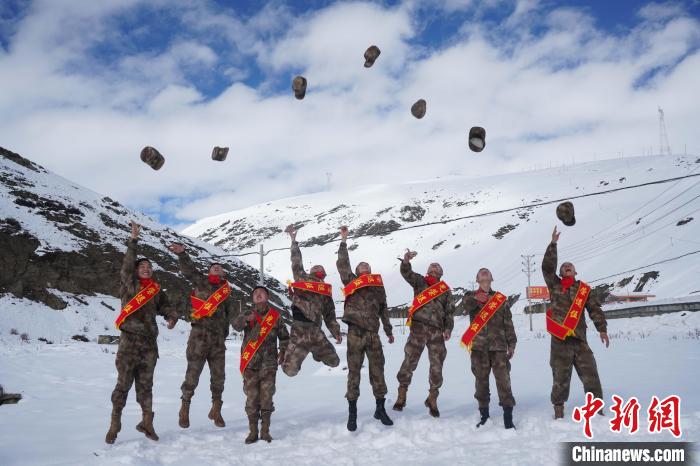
[134,258,151,268]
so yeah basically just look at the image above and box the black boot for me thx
[347,399,357,432]
[373,398,394,426]
[476,407,489,427]
[503,406,515,429]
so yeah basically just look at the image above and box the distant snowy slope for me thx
[183,154,700,311]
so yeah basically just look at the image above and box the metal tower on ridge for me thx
[658,107,672,156]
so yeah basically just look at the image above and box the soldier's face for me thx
[476,269,493,289]
[310,265,326,280]
[252,288,268,304]
[560,262,576,277]
[427,263,443,278]
[357,262,371,275]
[136,261,152,279]
[209,263,224,277]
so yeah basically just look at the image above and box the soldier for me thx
[336,226,394,431]
[281,225,343,376]
[458,268,517,429]
[543,226,609,420]
[168,242,238,429]
[106,221,178,444]
[393,249,455,417]
[233,286,289,444]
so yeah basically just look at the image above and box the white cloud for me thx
[0,0,698,229]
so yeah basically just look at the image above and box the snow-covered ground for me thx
[1,309,698,466]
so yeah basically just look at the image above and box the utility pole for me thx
[521,254,536,331]
[259,244,265,286]
[468,281,477,292]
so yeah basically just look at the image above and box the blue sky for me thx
[0,0,699,229]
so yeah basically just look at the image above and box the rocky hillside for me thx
[0,146,290,329]
[183,154,700,313]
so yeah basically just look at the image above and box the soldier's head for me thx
[560,262,577,278]
[355,261,371,275]
[310,265,327,281]
[252,286,269,305]
[427,262,443,279]
[209,262,225,278]
[134,258,153,279]
[476,268,493,290]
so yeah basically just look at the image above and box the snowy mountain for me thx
[0,147,289,343]
[183,154,700,312]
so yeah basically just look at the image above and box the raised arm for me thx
[286,225,308,281]
[336,226,354,285]
[399,249,424,289]
[169,243,208,290]
[120,222,140,291]
[542,226,561,289]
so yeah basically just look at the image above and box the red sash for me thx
[190,281,231,319]
[240,308,281,374]
[289,281,332,297]
[342,274,384,297]
[460,291,507,352]
[115,282,161,329]
[546,281,591,339]
[406,280,450,326]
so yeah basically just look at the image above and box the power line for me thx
[205,171,700,258]
[588,249,700,283]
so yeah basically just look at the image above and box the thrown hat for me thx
[411,99,427,119]
[556,201,576,226]
[211,146,229,161]
[364,45,381,68]
[468,127,486,152]
[292,76,307,100]
[140,146,165,170]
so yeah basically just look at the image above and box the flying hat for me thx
[292,76,307,100]
[411,99,427,119]
[140,146,165,170]
[364,45,381,68]
[468,127,486,152]
[556,201,576,226]
[211,147,228,161]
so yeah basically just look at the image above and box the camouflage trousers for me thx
[180,326,226,402]
[346,325,387,401]
[396,321,446,392]
[550,337,603,405]
[470,350,515,408]
[110,332,158,412]
[282,324,340,377]
[243,366,277,417]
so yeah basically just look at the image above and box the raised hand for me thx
[168,242,185,255]
[130,221,142,239]
[552,226,561,244]
[403,249,418,262]
[340,225,349,241]
[285,224,297,242]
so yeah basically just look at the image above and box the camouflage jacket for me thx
[458,289,517,351]
[119,238,178,339]
[400,260,455,332]
[542,241,607,342]
[289,241,341,338]
[176,250,237,338]
[336,241,392,336]
[233,304,290,371]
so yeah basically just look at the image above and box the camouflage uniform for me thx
[396,260,455,393]
[281,240,342,377]
[111,238,178,414]
[336,241,393,401]
[458,290,517,408]
[233,304,290,418]
[542,241,607,406]
[176,250,238,404]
